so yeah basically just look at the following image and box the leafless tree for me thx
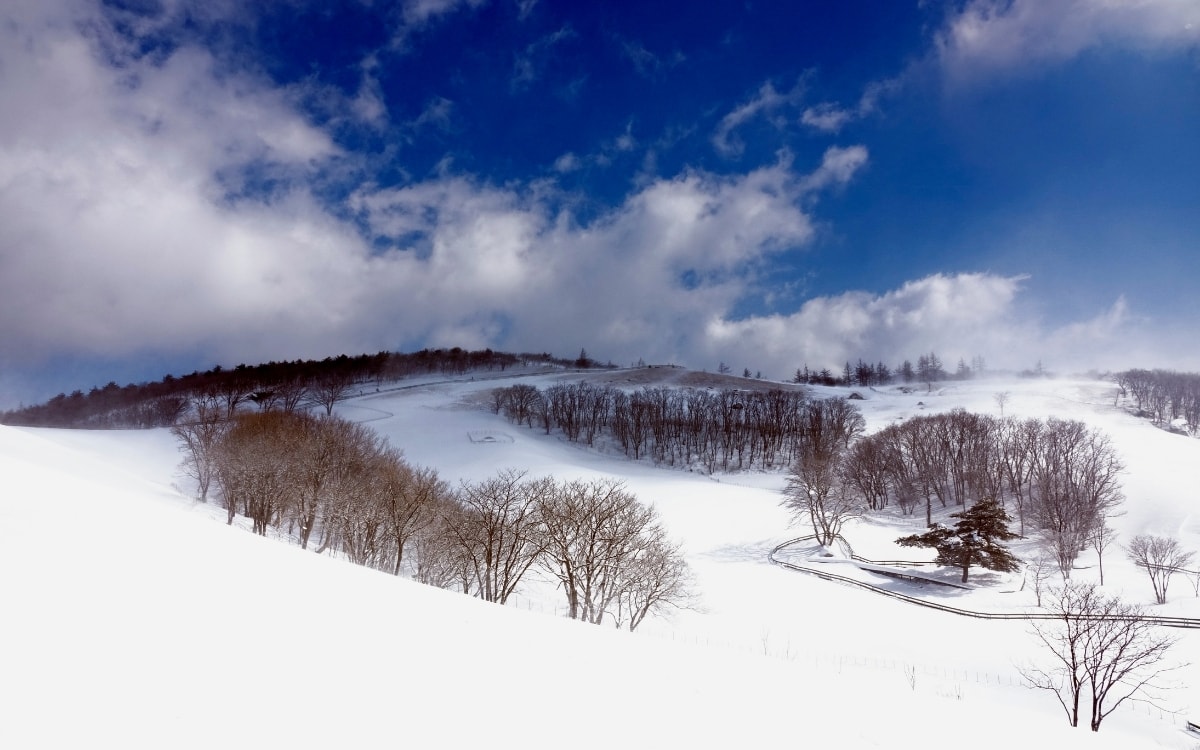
[1089,522,1117,586]
[994,391,1011,417]
[997,417,1042,535]
[272,376,310,413]
[306,370,357,416]
[412,499,474,594]
[213,411,299,533]
[171,395,227,502]
[499,384,541,427]
[1023,582,1181,732]
[839,436,893,511]
[378,460,448,575]
[538,478,657,624]
[609,526,696,631]
[1081,594,1181,731]
[447,469,552,604]
[1023,583,1095,728]
[289,414,356,549]
[1024,546,1056,607]
[1126,535,1195,604]
[1030,419,1124,579]
[783,449,863,547]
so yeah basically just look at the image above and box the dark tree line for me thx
[792,352,986,388]
[1114,368,1200,435]
[177,411,690,630]
[493,382,864,473]
[3,348,606,429]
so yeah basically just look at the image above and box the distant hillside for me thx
[0,348,607,429]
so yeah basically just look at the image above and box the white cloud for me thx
[801,77,900,133]
[619,37,686,78]
[937,0,1200,78]
[800,146,870,192]
[4,0,1187,397]
[712,80,805,158]
[800,104,854,133]
[699,273,1193,378]
[511,25,576,91]
[553,152,581,173]
[0,0,849,378]
[403,0,488,26]
[406,96,455,136]
[351,55,389,127]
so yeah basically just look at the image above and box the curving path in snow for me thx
[769,536,1200,629]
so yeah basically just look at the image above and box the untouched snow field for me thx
[2,371,1198,748]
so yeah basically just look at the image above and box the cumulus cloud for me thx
[2,0,1187,407]
[0,0,864,383]
[936,0,1199,78]
[700,274,1178,378]
[0,1,350,367]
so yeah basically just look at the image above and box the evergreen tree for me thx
[896,498,1021,582]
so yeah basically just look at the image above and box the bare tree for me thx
[1024,546,1056,607]
[171,395,227,502]
[994,391,1011,417]
[306,370,357,416]
[839,436,893,511]
[1023,582,1181,732]
[1031,419,1124,579]
[610,526,696,631]
[1089,522,1117,586]
[1081,594,1180,731]
[782,449,863,547]
[379,461,448,575]
[448,469,552,604]
[1023,583,1095,728]
[213,411,299,533]
[289,413,358,550]
[538,478,657,624]
[1126,535,1194,604]
[412,499,474,594]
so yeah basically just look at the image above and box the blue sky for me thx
[1,0,1198,406]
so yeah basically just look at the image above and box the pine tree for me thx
[897,498,1021,583]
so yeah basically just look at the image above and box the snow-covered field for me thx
[2,370,1198,748]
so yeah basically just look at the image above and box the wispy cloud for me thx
[801,77,900,133]
[402,0,488,27]
[514,0,539,21]
[351,54,389,127]
[511,25,577,91]
[799,146,870,192]
[711,79,806,158]
[618,37,685,79]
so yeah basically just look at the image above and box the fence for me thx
[770,536,1200,629]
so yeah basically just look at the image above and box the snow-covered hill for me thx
[2,371,1197,748]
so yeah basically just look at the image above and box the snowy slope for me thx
[2,371,1197,749]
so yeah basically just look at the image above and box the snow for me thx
[2,371,1198,748]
